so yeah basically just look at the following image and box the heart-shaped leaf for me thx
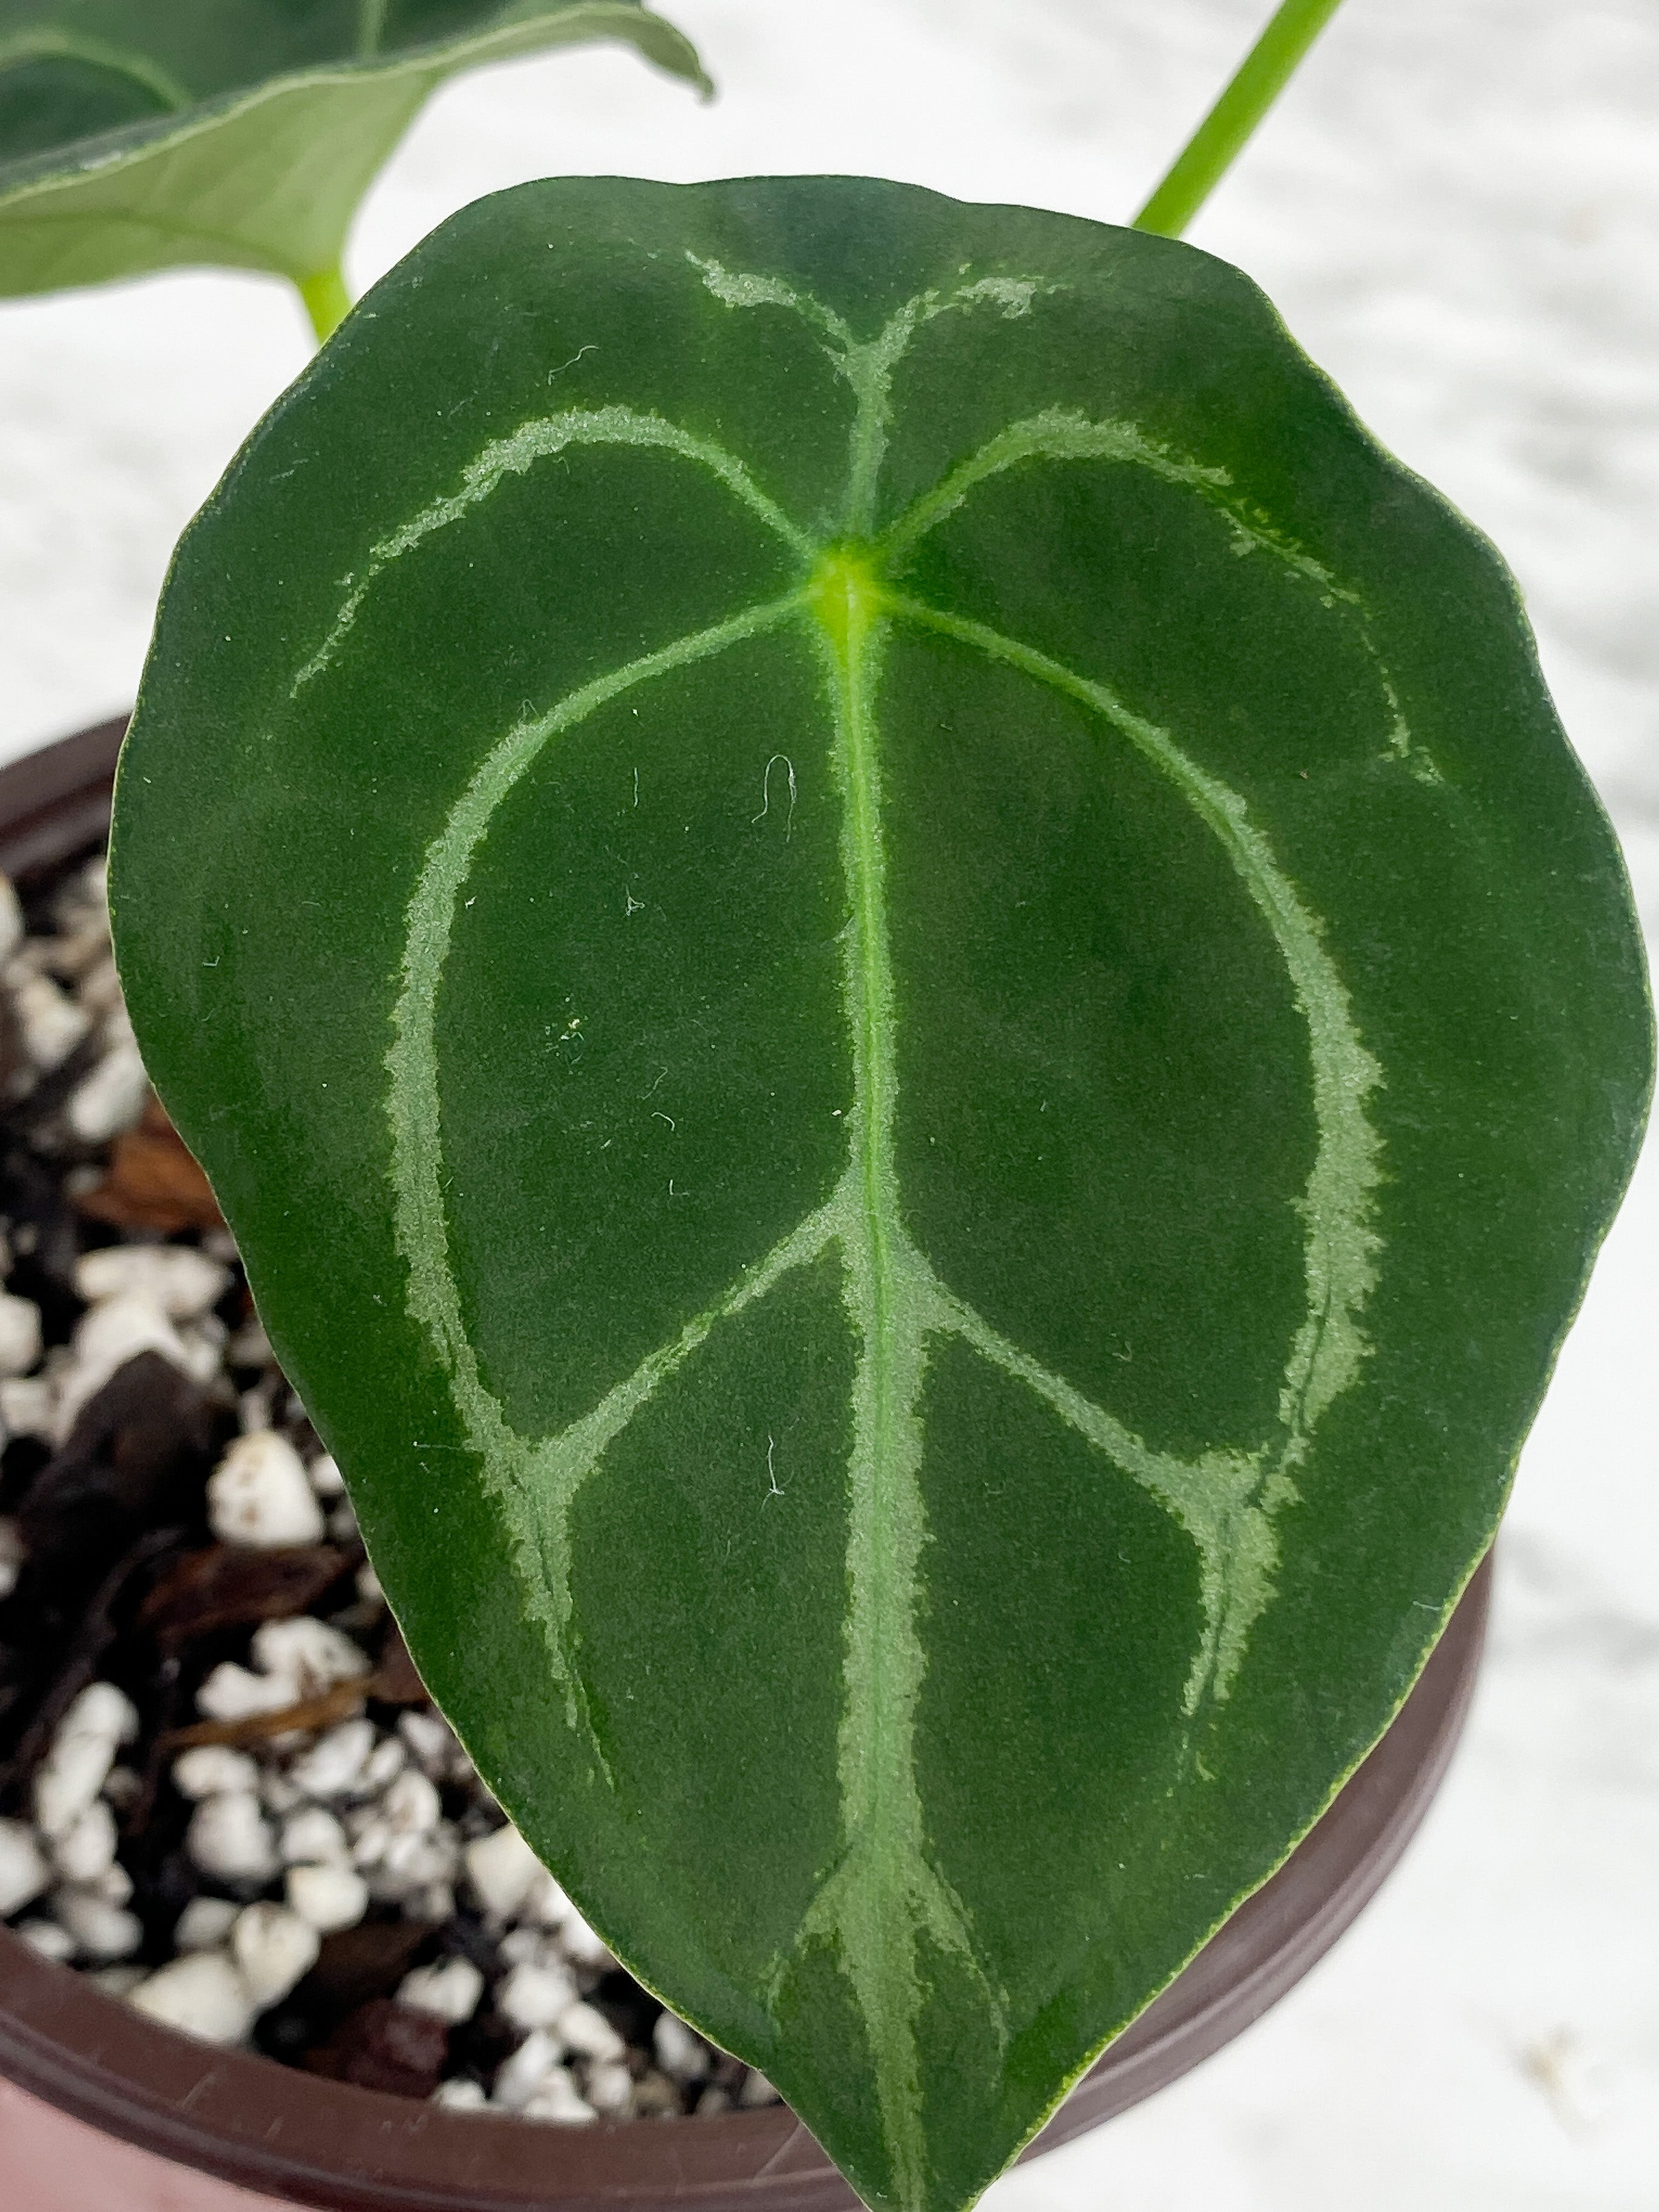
[110,178,1652,2212]
[0,2,705,302]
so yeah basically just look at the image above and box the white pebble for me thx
[55,1295,194,1440]
[73,1246,229,1320]
[77,954,124,1019]
[86,1858,133,1904]
[285,1862,369,1933]
[66,1041,150,1144]
[0,1292,41,1377]
[557,2000,625,2064]
[559,1907,616,1972]
[463,1820,541,1917]
[33,1682,138,1836]
[91,1963,148,1998]
[207,1431,325,1548]
[368,1828,457,1902]
[172,1744,259,1799]
[350,1817,390,1871]
[231,1902,320,2007]
[131,1952,256,2045]
[195,1662,301,1723]
[0,873,22,966]
[497,1926,555,1969]
[49,1798,117,1882]
[354,1561,384,1606]
[0,1517,23,1600]
[397,1956,484,2024]
[521,1867,574,1929]
[259,1768,306,1816]
[15,1917,75,1961]
[0,1818,50,1916]
[10,971,90,1071]
[174,1897,241,1953]
[696,2087,733,2117]
[382,1769,441,1836]
[279,1805,349,1865]
[430,2076,488,2110]
[633,2070,683,2118]
[289,1718,374,1799]
[185,1792,278,1887]
[404,1879,456,1924]
[653,2011,710,2082]
[250,1617,370,1698]
[397,1709,459,1779]
[582,2060,636,2117]
[491,2028,562,2110]
[497,1961,578,2031]
[307,1452,345,1498]
[0,1376,55,1441]
[358,1736,405,1795]
[53,1885,141,1960]
[739,2070,782,2107]
[520,2070,598,2125]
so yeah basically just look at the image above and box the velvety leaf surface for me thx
[109,177,1652,2212]
[0,2,705,296]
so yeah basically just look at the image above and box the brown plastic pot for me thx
[0,721,1493,2211]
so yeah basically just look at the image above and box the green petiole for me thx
[1134,0,1349,238]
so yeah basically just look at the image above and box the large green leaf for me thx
[109,178,1651,2212]
[0,2,706,298]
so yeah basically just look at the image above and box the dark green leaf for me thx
[0,2,706,297]
[109,178,1652,2212]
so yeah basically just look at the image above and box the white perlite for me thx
[463,1820,541,1916]
[207,1430,326,1547]
[33,1681,138,1836]
[496,1960,577,2031]
[10,972,90,1072]
[288,1718,374,1799]
[398,1956,484,2024]
[131,1953,258,2045]
[250,1616,370,1698]
[653,2011,711,2082]
[66,1040,150,1144]
[171,1744,259,1800]
[174,1897,241,1953]
[49,1798,117,1882]
[431,2076,488,2110]
[0,1818,50,1917]
[185,1791,278,1887]
[582,2061,636,2117]
[285,1862,369,1933]
[74,1246,228,1320]
[195,1662,301,1723]
[0,1516,25,1600]
[558,2001,626,2064]
[381,1768,441,1836]
[53,1884,141,1960]
[491,2028,562,2110]
[15,1918,75,1961]
[279,1805,350,1865]
[520,2069,599,2125]
[231,1902,320,2007]
[0,1290,42,1376]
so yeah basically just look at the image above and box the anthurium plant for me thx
[0,0,706,336]
[98,7,1652,2212]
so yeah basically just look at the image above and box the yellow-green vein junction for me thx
[298,254,1398,2205]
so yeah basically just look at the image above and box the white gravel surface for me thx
[1,4,1655,2207]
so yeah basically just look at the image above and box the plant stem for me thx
[1133,0,1348,238]
[298,264,351,345]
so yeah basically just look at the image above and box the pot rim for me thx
[0,720,1490,2212]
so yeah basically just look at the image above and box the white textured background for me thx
[1,4,1655,2205]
